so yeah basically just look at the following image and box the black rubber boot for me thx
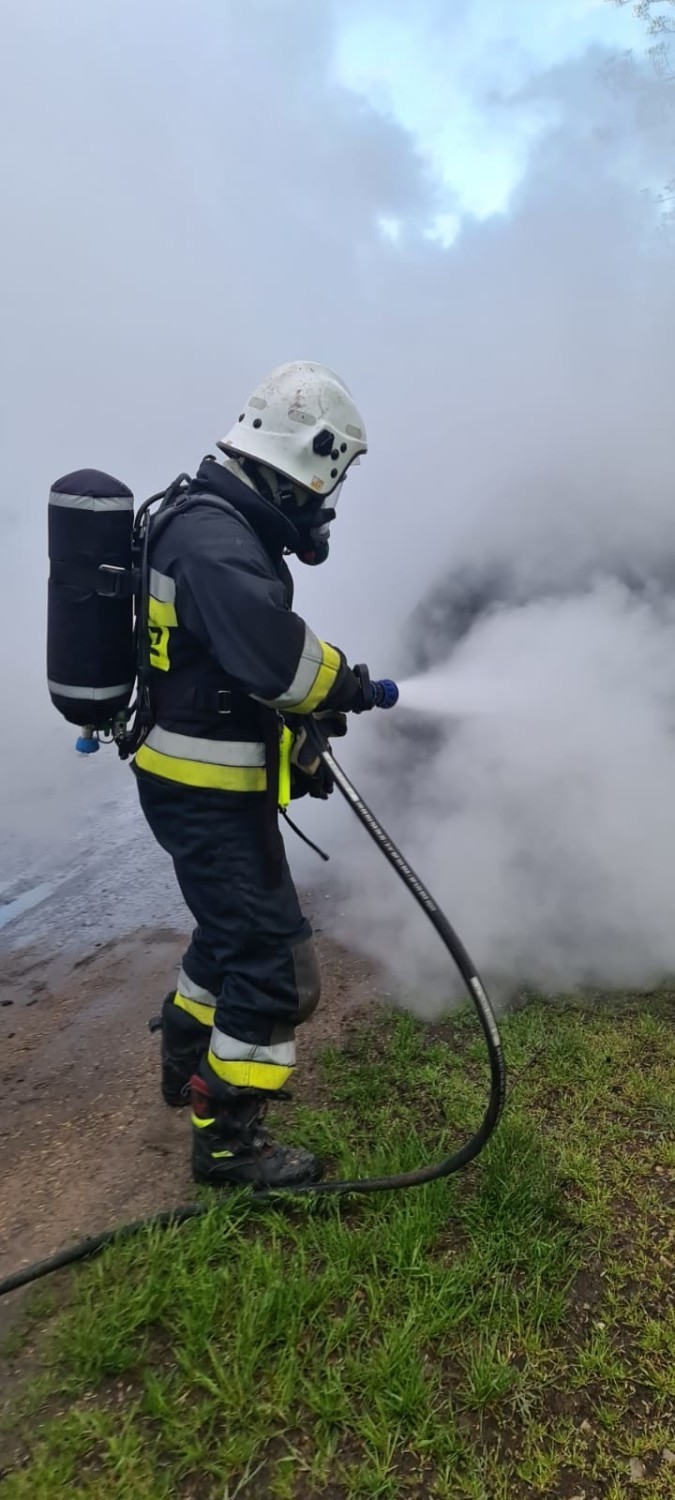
[153,995,211,1108]
[190,1075,323,1188]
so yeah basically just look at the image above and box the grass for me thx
[1,994,675,1498]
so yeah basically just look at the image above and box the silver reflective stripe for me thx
[210,1028,296,1068]
[144,726,265,767]
[48,679,132,700]
[254,623,323,710]
[149,568,176,603]
[49,490,133,513]
[177,968,216,1006]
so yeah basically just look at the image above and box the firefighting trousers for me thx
[135,770,321,1091]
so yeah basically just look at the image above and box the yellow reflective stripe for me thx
[176,968,217,1005]
[135,744,267,791]
[291,641,341,714]
[148,596,178,674]
[206,1049,293,1091]
[212,1150,234,1159]
[191,1113,216,1129]
[279,725,293,809]
[149,598,178,627]
[144,726,265,767]
[173,992,215,1029]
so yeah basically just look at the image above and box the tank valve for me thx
[75,727,100,755]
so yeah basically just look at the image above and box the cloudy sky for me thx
[0,0,646,670]
[338,0,636,229]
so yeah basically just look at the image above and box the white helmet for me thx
[218,361,367,499]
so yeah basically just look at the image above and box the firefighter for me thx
[134,362,381,1188]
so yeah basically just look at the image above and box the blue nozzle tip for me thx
[374,679,399,710]
[75,736,99,755]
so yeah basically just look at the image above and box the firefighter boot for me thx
[190,1075,323,1188]
[156,994,211,1108]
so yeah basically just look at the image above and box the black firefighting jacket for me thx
[133,458,360,800]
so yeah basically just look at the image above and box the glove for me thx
[287,712,347,768]
[287,712,347,799]
[312,710,348,740]
[290,723,322,778]
[302,762,334,800]
[287,720,333,800]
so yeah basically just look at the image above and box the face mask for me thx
[252,463,344,565]
[296,521,330,566]
[295,488,341,566]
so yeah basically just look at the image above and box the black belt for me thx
[50,560,138,598]
[153,684,259,727]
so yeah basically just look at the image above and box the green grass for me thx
[1,995,675,1499]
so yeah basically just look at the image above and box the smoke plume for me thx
[3,0,675,1001]
[316,38,675,1003]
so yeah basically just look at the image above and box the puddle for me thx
[0,882,58,932]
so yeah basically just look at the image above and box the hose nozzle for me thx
[353,665,399,713]
[372,678,399,710]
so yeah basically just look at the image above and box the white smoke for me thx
[330,582,675,1004]
[310,33,675,1002]
[4,0,675,1000]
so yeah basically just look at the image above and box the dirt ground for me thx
[0,909,382,1290]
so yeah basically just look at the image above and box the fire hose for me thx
[0,702,506,1297]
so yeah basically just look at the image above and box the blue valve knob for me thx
[75,732,99,755]
[372,678,399,710]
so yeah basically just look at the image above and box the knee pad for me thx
[291,935,321,1022]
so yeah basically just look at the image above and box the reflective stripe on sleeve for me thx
[254,626,341,714]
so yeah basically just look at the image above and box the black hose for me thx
[0,737,505,1297]
[0,1208,210,1298]
[272,728,506,1196]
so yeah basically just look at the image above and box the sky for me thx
[337,0,637,231]
[5,0,675,997]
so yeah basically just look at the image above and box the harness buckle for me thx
[217,690,232,715]
[97,564,139,598]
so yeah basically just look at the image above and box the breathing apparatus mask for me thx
[290,487,342,566]
[250,462,345,567]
